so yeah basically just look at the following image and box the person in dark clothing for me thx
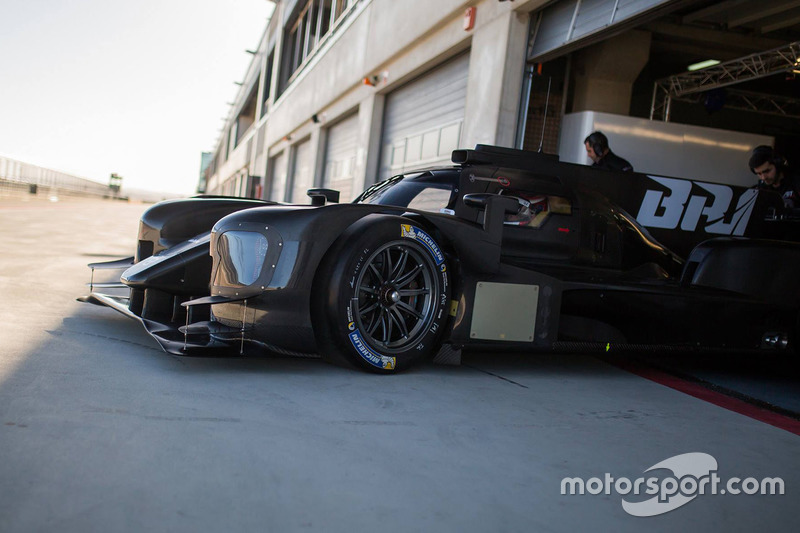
[749,145,800,209]
[584,131,633,172]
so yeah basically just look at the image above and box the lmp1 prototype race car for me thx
[81,144,800,372]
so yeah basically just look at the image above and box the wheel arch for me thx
[309,212,455,371]
[309,211,459,303]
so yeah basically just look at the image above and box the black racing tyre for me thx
[312,215,450,373]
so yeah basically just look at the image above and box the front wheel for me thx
[313,216,450,372]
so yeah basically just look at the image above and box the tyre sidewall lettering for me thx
[325,219,450,372]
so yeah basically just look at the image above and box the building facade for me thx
[203,0,800,200]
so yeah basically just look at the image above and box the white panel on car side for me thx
[470,282,539,342]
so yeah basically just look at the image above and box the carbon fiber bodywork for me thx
[81,146,800,368]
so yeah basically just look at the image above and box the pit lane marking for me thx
[608,358,800,436]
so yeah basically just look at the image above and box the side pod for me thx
[681,237,800,303]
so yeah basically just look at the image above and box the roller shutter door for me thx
[379,53,469,180]
[289,138,313,203]
[529,0,673,62]
[269,151,288,201]
[323,113,359,202]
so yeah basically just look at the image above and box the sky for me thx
[0,0,273,195]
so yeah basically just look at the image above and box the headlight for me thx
[213,231,269,287]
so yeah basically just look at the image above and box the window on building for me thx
[261,51,275,118]
[226,125,237,161]
[278,0,357,95]
[235,85,258,147]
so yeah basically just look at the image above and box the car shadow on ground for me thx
[55,305,627,381]
[48,302,800,420]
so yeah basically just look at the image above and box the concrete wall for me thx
[571,31,651,115]
[208,0,549,198]
[463,6,530,148]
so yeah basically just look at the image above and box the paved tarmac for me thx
[0,195,797,532]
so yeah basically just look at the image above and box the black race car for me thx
[81,145,800,372]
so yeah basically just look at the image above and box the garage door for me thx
[322,113,359,202]
[529,0,672,62]
[269,150,288,201]
[379,53,469,180]
[289,138,313,203]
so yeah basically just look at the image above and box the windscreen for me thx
[357,171,457,212]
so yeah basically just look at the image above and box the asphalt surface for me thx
[0,194,797,532]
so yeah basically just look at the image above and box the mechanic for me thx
[584,131,634,172]
[749,145,800,209]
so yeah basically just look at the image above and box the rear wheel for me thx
[313,216,450,372]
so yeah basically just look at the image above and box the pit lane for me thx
[0,196,796,532]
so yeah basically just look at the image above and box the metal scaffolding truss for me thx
[665,88,800,120]
[651,41,800,120]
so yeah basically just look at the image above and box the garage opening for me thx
[520,0,800,184]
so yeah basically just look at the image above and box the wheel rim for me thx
[353,241,437,352]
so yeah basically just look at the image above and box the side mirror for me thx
[307,188,340,206]
[462,193,521,241]
[463,193,523,214]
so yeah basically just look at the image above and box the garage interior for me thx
[522,0,800,163]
